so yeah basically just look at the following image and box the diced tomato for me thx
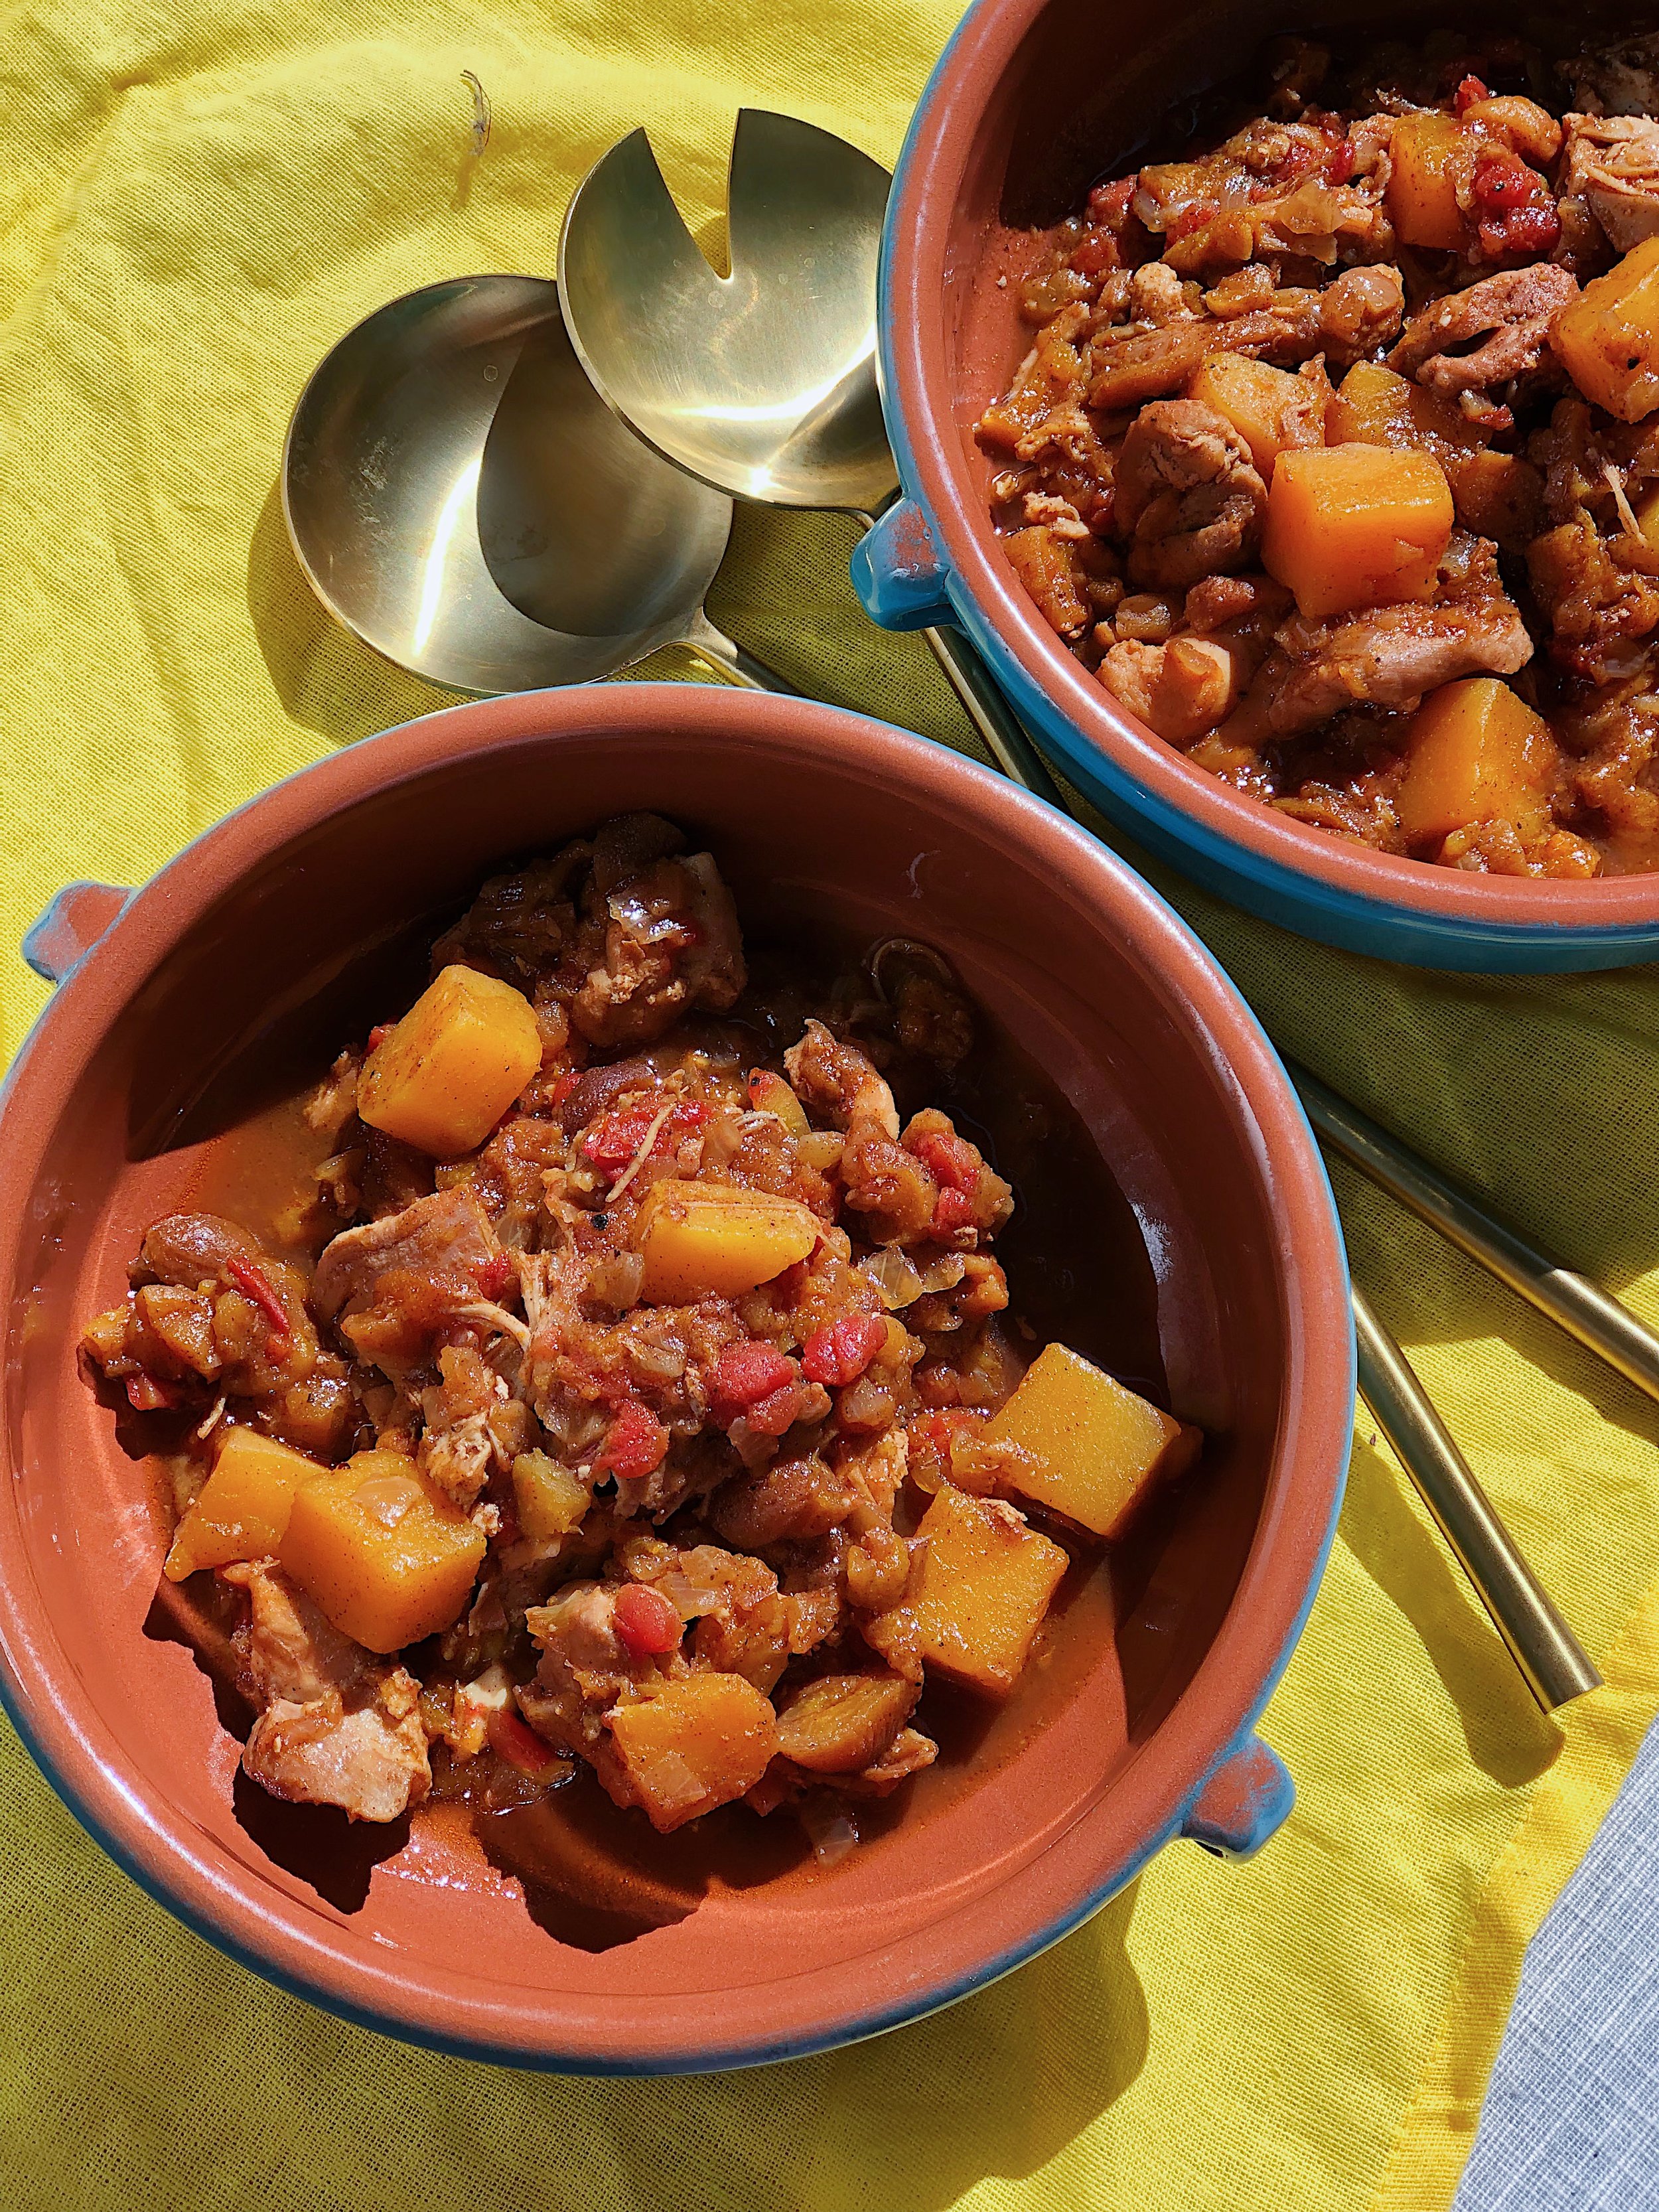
[1473,156,1531,212]
[594,1398,670,1480]
[581,1096,708,1173]
[473,1252,515,1301]
[745,1380,805,1437]
[613,1582,684,1657]
[1086,177,1136,224]
[125,1372,184,1412]
[1167,198,1218,244]
[1454,74,1490,115]
[581,1102,660,1172]
[710,1339,797,1424]
[1323,136,1354,185]
[486,1707,563,1777]
[912,1129,981,1193]
[1477,196,1560,260]
[225,1255,291,1352]
[545,1070,579,1107]
[1069,227,1120,276]
[366,1023,395,1053]
[932,1187,976,1236]
[801,1313,888,1388]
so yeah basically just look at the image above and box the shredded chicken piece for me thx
[1563,113,1659,250]
[311,1187,504,1325]
[220,1562,430,1823]
[1100,635,1248,743]
[1223,538,1532,743]
[1388,263,1579,398]
[1114,400,1266,590]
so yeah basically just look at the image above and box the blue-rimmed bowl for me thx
[854,0,1659,972]
[0,683,1350,2069]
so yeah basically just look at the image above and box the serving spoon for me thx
[556,114,1606,1711]
[557,110,1059,794]
[282,275,788,694]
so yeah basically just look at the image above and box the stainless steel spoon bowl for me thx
[282,275,783,694]
[559,111,1060,792]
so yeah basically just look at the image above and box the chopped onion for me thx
[801,1799,860,1867]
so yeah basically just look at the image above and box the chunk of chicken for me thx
[1100,635,1249,744]
[1563,113,1659,252]
[1086,295,1324,412]
[1389,264,1579,399]
[573,820,746,1049]
[310,1186,505,1325]
[1114,399,1266,589]
[220,1562,430,1823]
[783,1019,899,1139]
[1222,536,1532,743]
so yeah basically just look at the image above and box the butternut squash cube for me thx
[1327,361,1486,465]
[1396,678,1561,844]
[1187,354,1325,479]
[511,1450,590,1541]
[775,1670,916,1774]
[606,1672,778,1830]
[164,1428,323,1581]
[279,1449,486,1652]
[1553,239,1659,422]
[868,1487,1067,1696]
[1262,443,1454,621]
[1387,111,1473,251]
[636,1179,820,1303]
[357,964,542,1159]
[985,1342,1201,1539]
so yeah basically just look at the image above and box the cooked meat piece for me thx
[1562,113,1659,250]
[311,1185,506,1325]
[1100,635,1248,743]
[1528,518,1659,682]
[573,839,745,1050]
[1086,297,1323,412]
[1114,400,1267,590]
[220,1562,430,1824]
[1133,115,1391,273]
[439,816,744,1052]
[1564,675,1659,838]
[133,1212,262,1292]
[1224,538,1532,742]
[1559,37,1659,123]
[1127,261,1194,326]
[441,846,591,981]
[710,1455,863,1549]
[1184,572,1293,633]
[783,1019,899,1138]
[1317,264,1404,366]
[1388,264,1579,398]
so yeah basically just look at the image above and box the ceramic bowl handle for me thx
[850,498,956,630]
[1180,1734,1294,1860]
[22,883,131,986]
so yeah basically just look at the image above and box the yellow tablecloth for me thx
[3,7,1658,2207]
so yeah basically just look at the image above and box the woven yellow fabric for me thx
[2,6,1657,2209]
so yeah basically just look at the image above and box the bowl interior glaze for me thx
[0,686,1348,2069]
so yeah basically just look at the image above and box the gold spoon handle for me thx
[1351,1285,1601,1712]
[921,625,1069,800]
[1291,1061,1659,1408]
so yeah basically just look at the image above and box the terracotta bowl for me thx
[0,684,1352,2070]
[855,0,1659,973]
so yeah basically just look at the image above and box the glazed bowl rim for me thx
[879,0,1659,936]
[0,682,1352,2070]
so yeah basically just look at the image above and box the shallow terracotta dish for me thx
[0,684,1351,2070]
[855,0,1659,973]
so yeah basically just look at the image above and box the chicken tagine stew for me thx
[981,29,1659,876]
[82,816,1198,1856]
